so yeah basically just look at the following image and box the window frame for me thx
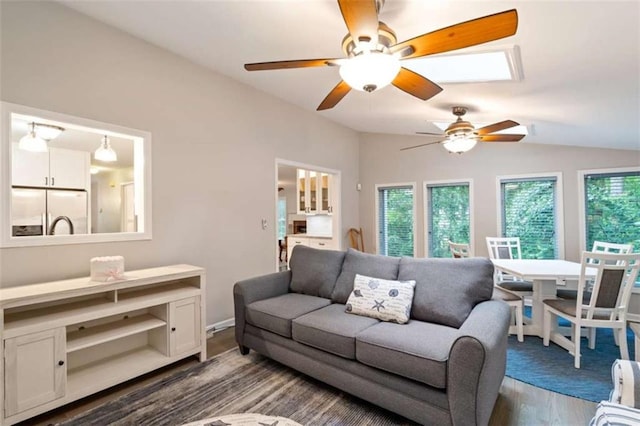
[577,166,640,253]
[495,172,565,259]
[423,179,474,258]
[374,182,417,257]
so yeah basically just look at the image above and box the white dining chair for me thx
[557,241,633,300]
[543,251,640,368]
[486,237,533,295]
[453,240,524,341]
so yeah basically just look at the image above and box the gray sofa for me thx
[233,246,510,426]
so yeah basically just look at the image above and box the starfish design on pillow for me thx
[372,299,385,312]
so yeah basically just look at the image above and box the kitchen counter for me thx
[287,233,333,239]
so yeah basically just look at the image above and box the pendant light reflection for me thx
[18,122,48,152]
[94,135,117,162]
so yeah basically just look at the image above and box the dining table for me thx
[490,259,596,347]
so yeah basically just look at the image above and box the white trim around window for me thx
[495,172,565,259]
[423,179,474,258]
[577,166,640,252]
[374,182,418,257]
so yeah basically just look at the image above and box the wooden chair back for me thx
[448,241,471,258]
[348,228,365,252]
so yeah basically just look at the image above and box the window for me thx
[425,181,472,258]
[376,184,415,257]
[581,169,640,252]
[498,173,563,259]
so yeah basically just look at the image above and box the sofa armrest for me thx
[447,300,510,426]
[233,270,291,347]
[610,359,640,408]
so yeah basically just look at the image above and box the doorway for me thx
[275,159,341,271]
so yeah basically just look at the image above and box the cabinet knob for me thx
[51,177,55,186]
[171,327,176,332]
[58,360,65,366]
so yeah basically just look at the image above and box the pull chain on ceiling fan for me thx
[401,106,525,153]
[244,0,519,111]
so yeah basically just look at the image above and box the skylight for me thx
[403,46,523,84]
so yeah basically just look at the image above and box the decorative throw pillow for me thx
[345,274,416,324]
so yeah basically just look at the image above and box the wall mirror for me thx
[0,102,152,247]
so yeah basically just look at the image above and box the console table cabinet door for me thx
[4,328,66,417]
[169,297,201,356]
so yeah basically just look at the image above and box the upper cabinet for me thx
[12,143,89,190]
[297,169,333,215]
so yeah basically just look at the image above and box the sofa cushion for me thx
[398,257,494,328]
[345,274,416,324]
[331,249,400,304]
[355,320,459,389]
[246,293,331,338]
[292,304,379,359]
[290,245,346,299]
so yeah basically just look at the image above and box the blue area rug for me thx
[505,309,635,402]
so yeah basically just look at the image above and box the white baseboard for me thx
[206,318,235,337]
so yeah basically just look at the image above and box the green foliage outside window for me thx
[429,185,470,258]
[502,179,557,259]
[585,173,640,252]
[379,187,414,257]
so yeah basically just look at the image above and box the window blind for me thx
[377,186,414,257]
[427,183,470,258]
[584,171,640,252]
[500,177,558,259]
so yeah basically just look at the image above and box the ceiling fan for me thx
[244,0,518,111]
[401,106,525,153]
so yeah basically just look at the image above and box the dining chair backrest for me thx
[348,227,365,252]
[486,237,523,260]
[592,241,634,254]
[577,251,640,321]
[448,241,471,258]
[486,237,524,282]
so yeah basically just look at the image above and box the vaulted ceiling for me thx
[60,1,640,151]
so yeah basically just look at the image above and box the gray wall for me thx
[358,132,639,262]
[0,1,360,326]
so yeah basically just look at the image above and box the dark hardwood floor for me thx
[22,327,595,425]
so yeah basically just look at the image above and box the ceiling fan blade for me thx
[479,134,525,142]
[392,68,443,101]
[400,140,445,151]
[245,58,341,71]
[338,0,380,43]
[475,119,519,135]
[416,132,445,136]
[391,9,518,60]
[317,80,351,111]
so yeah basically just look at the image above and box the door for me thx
[47,190,88,235]
[4,328,66,417]
[121,182,136,232]
[169,297,201,356]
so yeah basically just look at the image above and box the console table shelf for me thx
[0,264,206,426]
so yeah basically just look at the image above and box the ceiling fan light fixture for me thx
[443,136,477,154]
[94,135,118,162]
[339,52,400,92]
[18,122,48,152]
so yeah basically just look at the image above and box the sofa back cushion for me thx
[331,249,400,304]
[397,257,494,328]
[289,245,346,298]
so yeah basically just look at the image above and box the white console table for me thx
[0,264,206,425]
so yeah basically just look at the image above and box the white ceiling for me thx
[60,0,640,151]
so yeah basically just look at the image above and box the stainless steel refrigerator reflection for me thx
[11,188,88,236]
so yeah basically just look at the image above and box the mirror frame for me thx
[0,102,152,247]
